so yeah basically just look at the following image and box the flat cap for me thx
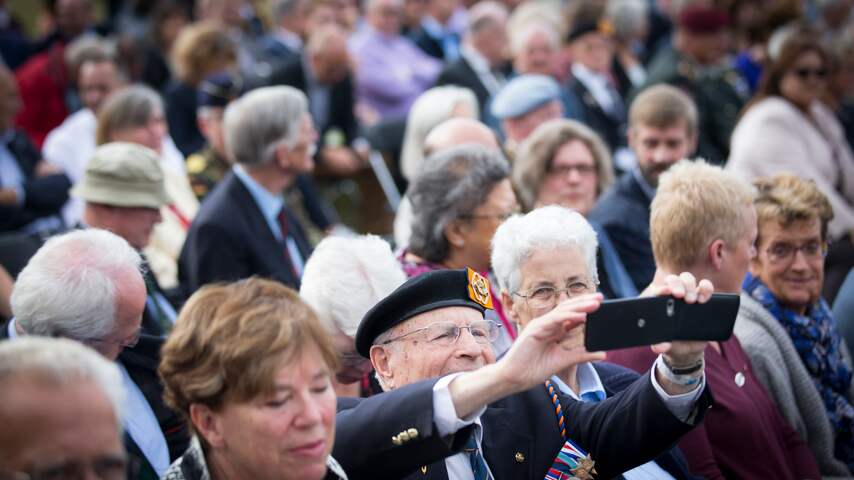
[490,74,561,120]
[355,268,494,357]
[678,5,729,34]
[197,71,243,108]
[72,142,172,209]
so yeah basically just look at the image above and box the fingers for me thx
[697,279,714,303]
[679,272,698,302]
[650,342,672,354]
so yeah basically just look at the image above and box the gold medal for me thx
[569,455,597,480]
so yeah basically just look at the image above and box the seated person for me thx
[607,161,820,479]
[357,268,714,479]
[6,229,189,477]
[490,74,564,159]
[737,173,854,475]
[0,337,128,480]
[300,234,406,397]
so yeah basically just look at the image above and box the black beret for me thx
[197,71,243,108]
[355,268,494,357]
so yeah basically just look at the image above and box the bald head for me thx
[424,118,499,157]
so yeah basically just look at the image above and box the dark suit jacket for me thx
[0,129,70,232]
[435,56,490,112]
[119,334,190,479]
[164,81,203,157]
[179,171,312,295]
[334,378,475,480]
[408,29,446,60]
[268,57,358,147]
[342,372,712,480]
[565,73,626,154]
[593,361,701,480]
[589,171,656,292]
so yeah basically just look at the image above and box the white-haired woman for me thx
[300,234,406,397]
[490,205,713,479]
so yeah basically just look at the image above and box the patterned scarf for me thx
[744,272,854,470]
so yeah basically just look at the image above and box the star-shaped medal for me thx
[569,454,597,480]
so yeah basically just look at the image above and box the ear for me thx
[369,345,394,390]
[197,115,210,138]
[443,219,468,249]
[708,238,725,271]
[500,289,520,322]
[189,403,225,449]
[274,142,292,170]
[687,132,699,157]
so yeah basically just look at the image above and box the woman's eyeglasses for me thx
[792,67,827,81]
[513,280,599,311]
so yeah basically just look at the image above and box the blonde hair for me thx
[753,174,834,243]
[171,21,237,86]
[651,160,756,271]
[513,119,614,212]
[159,278,339,423]
[629,84,698,138]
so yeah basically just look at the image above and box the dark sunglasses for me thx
[792,67,827,80]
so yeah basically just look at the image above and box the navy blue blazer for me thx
[178,171,312,295]
[589,171,656,292]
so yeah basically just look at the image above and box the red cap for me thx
[678,5,729,34]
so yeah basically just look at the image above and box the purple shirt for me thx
[349,26,441,119]
[608,337,820,480]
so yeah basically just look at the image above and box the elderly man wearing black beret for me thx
[349,268,714,480]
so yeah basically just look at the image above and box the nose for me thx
[454,327,484,357]
[789,248,810,271]
[294,391,324,427]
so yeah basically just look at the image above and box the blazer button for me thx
[392,435,402,446]
[399,431,411,443]
[407,428,419,439]
[515,452,525,463]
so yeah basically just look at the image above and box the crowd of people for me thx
[1,0,854,479]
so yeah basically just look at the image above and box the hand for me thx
[0,188,17,206]
[34,160,61,177]
[644,272,714,367]
[496,293,607,392]
[321,147,364,176]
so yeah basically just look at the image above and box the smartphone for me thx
[584,293,741,352]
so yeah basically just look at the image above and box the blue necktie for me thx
[464,436,489,480]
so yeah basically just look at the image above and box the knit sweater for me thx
[734,292,853,478]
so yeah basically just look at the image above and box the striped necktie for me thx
[464,436,490,480]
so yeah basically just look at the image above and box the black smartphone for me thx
[584,293,741,352]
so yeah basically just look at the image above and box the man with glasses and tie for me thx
[2,229,189,479]
[354,266,714,479]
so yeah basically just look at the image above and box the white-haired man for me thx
[180,86,318,294]
[492,205,704,479]
[4,228,189,478]
[0,337,126,479]
[300,234,406,397]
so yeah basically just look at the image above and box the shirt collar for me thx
[461,44,490,73]
[572,63,608,87]
[550,362,605,401]
[421,15,448,38]
[7,317,17,339]
[275,27,303,52]
[232,165,285,223]
[631,166,657,202]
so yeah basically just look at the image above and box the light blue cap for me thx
[490,74,561,119]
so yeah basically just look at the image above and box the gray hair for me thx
[223,85,309,167]
[300,235,406,337]
[64,34,116,72]
[400,86,479,181]
[605,0,649,41]
[491,205,599,294]
[96,84,164,145]
[11,229,143,340]
[408,144,511,264]
[466,1,508,38]
[272,0,304,20]
[0,337,126,424]
[510,22,560,58]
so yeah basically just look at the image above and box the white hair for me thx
[491,206,599,294]
[11,229,143,340]
[509,22,560,58]
[223,85,308,167]
[0,337,126,425]
[400,86,479,181]
[300,235,406,337]
[606,0,649,41]
[466,1,508,38]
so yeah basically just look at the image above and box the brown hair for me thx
[159,277,339,422]
[753,173,834,243]
[651,160,756,271]
[513,119,614,212]
[170,21,237,86]
[95,85,163,145]
[749,29,828,109]
[628,84,698,139]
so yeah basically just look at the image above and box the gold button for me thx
[407,428,419,439]
[515,452,525,463]
[399,431,411,442]
[391,435,402,446]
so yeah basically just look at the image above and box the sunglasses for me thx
[792,67,827,80]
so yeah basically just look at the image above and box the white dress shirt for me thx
[118,364,171,477]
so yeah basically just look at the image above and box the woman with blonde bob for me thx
[159,277,346,480]
[514,119,635,299]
